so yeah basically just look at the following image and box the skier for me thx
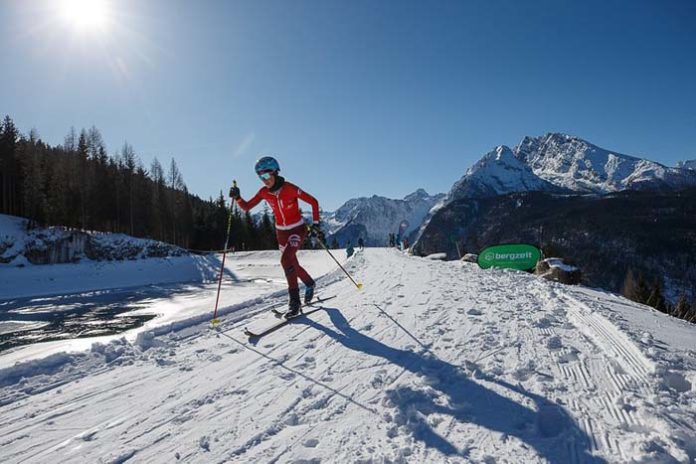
[229,156,323,318]
[346,241,355,258]
[357,237,364,250]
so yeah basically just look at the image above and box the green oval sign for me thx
[478,244,540,270]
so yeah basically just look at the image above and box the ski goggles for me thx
[257,170,275,180]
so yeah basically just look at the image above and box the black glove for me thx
[229,185,240,199]
[309,223,324,240]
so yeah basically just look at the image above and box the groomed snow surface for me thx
[2,249,695,463]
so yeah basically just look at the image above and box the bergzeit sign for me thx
[477,244,541,271]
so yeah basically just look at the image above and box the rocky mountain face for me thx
[515,133,696,193]
[323,189,445,247]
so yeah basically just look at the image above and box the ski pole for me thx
[212,181,237,326]
[310,226,363,290]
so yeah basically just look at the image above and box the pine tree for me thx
[635,273,651,304]
[150,158,167,240]
[673,293,690,319]
[690,299,696,323]
[20,129,47,227]
[87,127,107,229]
[1,116,20,215]
[77,130,90,229]
[260,206,276,249]
[243,210,256,249]
[622,268,638,301]
[167,158,185,245]
[646,278,667,313]
[121,142,137,235]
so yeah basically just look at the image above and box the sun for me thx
[59,0,110,32]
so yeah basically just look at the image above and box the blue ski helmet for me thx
[254,156,280,174]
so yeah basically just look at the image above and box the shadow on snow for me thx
[300,307,605,463]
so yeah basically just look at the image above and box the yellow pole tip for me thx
[357,283,363,290]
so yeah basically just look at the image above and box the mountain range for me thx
[322,189,444,246]
[324,133,696,250]
[441,133,696,206]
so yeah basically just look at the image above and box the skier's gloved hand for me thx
[229,185,240,199]
[309,223,324,240]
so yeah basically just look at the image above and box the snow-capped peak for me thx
[514,133,695,193]
[403,188,432,202]
[446,145,559,202]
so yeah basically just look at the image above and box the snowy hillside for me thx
[324,189,444,246]
[1,249,694,463]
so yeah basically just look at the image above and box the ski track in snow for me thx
[1,249,695,463]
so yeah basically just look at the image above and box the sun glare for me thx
[60,0,110,31]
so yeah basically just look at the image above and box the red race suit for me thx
[235,178,320,290]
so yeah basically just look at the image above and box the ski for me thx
[271,295,337,318]
[244,295,336,338]
[210,300,286,330]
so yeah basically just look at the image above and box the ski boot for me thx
[304,283,315,305]
[285,288,302,319]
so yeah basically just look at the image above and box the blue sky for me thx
[1,0,695,210]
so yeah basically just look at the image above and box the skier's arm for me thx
[235,188,264,212]
[297,187,320,223]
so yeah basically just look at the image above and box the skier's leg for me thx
[293,225,314,287]
[280,244,300,289]
[278,229,301,315]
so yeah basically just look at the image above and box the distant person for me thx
[358,237,364,250]
[230,156,324,318]
[346,241,355,258]
[403,238,409,250]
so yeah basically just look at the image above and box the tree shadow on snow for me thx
[301,307,605,464]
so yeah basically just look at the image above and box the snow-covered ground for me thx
[1,249,695,463]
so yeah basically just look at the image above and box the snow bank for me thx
[0,254,221,300]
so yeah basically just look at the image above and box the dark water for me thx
[0,284,200,352]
